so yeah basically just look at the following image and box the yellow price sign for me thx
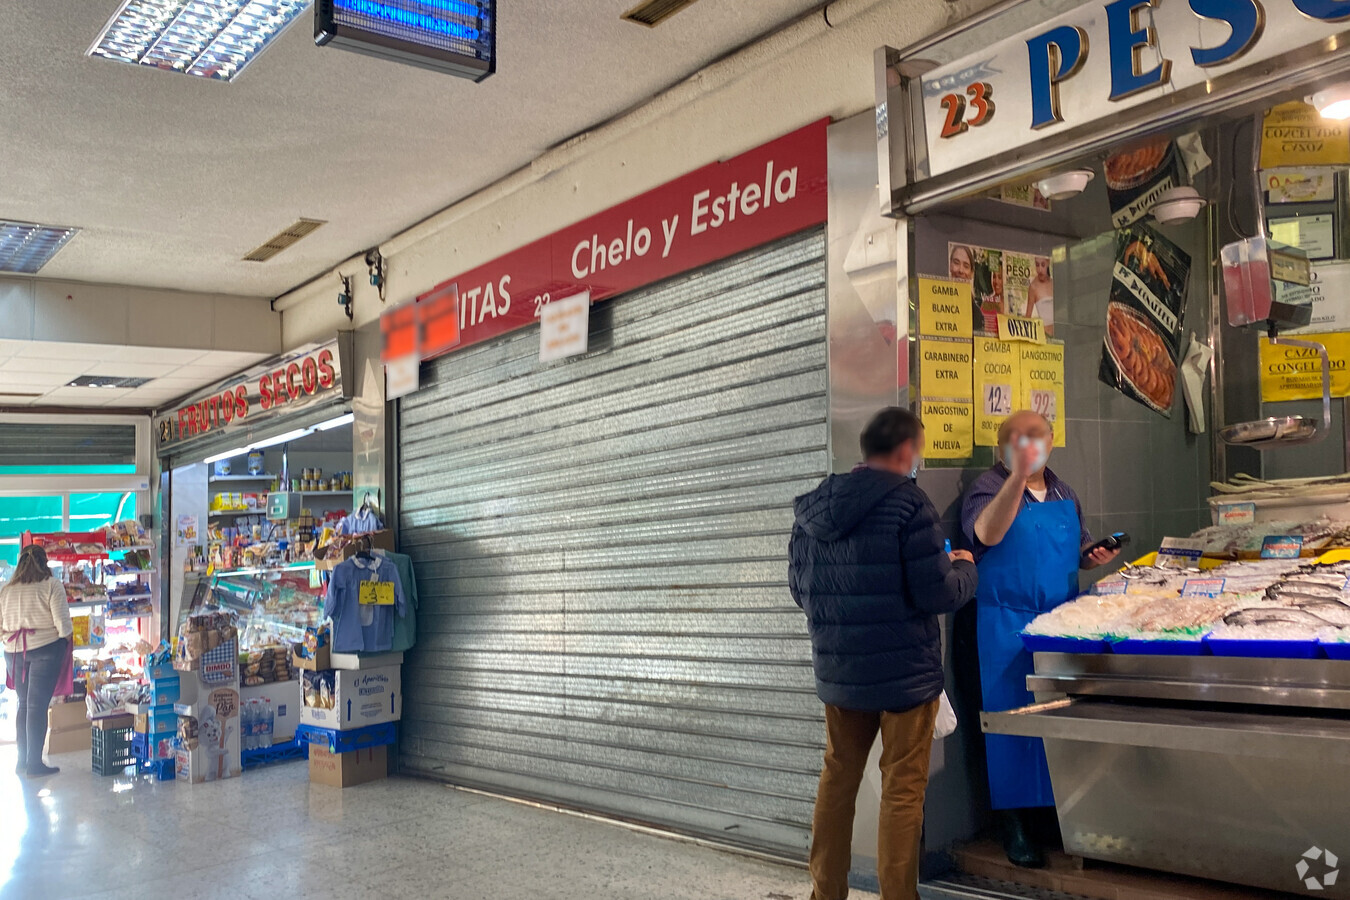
[918,338,973,401]
[1261,101,1350,169]
[975,338,1020,446]
[1018,343,1066,447]
[1260,332,1350,401]
[918,276,973,339]
[996,314,1046,344]
[359,581,396,606]
[921,400,974,459]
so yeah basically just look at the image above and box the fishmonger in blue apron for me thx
[960,410,1119,868]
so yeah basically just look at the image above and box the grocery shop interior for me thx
[7,1,1350,900]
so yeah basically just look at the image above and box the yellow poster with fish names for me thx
[918,276,973,339]
[975,337,1020,446]
[921,400,974,459]
[1260,332,1350,401]
[918,338,973,402]
[1018,342,1066,447]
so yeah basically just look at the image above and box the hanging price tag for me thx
[359,582,396,606]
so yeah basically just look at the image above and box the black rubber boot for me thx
[24,764,59,779]
[1001,809,1046,868]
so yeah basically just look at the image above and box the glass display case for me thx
[204,563,323,687]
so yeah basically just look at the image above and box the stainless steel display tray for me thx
[1025,651,1350,710]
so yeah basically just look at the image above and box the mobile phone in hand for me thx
[1084,532,1129,556]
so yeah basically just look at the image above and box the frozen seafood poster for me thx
[1105,138,1183,229]
[1099,222,1191,417]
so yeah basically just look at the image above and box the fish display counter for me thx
[983,539,1350,896]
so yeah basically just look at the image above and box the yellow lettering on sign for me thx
[918,276,973,339]
[1259,332,1350,402]
[1018,342,1066,448]
[920,400,974,460]
[359,582,396,606]
[974,337,1020,446]
[1260,101,1350,169]
[996,314,1046,344]
[918,338,973,402]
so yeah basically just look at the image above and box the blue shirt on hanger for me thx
[324,555,407,652]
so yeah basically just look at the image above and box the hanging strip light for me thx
[87,0,312,82]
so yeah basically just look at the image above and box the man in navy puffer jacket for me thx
[790,407,978,900]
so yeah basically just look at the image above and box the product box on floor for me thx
[46,727,92,755]
[308,744,387,788]
[48,699,88,732]
[174,683,241,783]
[300,665,401,730]
[134,708,177,737]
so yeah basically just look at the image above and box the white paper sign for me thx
[384,354,420,401]
[1270,214,1336,261]
[1285,261,1350,335]
[539,291,591,363]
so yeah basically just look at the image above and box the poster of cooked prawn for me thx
[1105,138,1184,229]
[1099,222,1191,417]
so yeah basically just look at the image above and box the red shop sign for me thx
[386,119,828,362]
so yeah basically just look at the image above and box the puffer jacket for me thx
[789,467,978,712]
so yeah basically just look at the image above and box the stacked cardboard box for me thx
[173,630,242,784]
[299,651,401,787]
[45,699,91,756]
[131,661,181,762]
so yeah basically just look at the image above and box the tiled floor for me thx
[0,742,863,900]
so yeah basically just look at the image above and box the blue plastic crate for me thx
[1205,637,1321,659]
[1020,634,1110,654]
[136,757,175,781]
[1112,637,1208,656]
[241,738,308,770]
[295,722,396,754]
[1323,641,1350,661]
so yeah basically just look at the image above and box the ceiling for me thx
[0,339,267,408]
[0,1,826,299]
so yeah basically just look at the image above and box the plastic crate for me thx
[1112,637,1208,656]
[1323,641,1350,661]
[1205,637,1322,659]
[1020,634,1110,654]
[137,757,175,781]
[295,722,396,754]
[92,726,136,776]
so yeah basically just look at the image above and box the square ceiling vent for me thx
[66,375,155,389]
[0,221,79,274]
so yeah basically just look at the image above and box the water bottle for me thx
[263,697,274,749]
[241,700,252,750]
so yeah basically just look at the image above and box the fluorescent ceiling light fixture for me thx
[203,446,250,464]
[315,413,354,430]
[315,0,495,81]
[1312,85,1350,120]
[87,0,312,82]
[0,221,79,274]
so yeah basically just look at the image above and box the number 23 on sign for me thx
[940,82,995,138]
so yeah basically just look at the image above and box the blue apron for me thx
[976,497,1081,809]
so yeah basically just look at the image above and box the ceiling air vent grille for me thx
[66,375,154,389]
[621,0,701,27]
[242,218,326,262]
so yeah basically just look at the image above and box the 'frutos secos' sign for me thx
[155,341,342,454]
[918,0,1350,178]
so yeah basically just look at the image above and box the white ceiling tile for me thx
[0,368,85,385]
[186,364,252,380]
[198,350,270,368]
[11,341,102,361]
[38,387,117,407]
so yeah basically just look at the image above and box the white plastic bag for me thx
[933,690,958,739]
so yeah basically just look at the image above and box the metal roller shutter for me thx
[397,229,827,858]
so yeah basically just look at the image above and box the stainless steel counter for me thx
[982,652,1350,897]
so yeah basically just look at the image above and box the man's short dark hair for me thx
[860,407,923,458]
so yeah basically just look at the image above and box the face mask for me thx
[1002,436,1050,473]
[909,455,922,479]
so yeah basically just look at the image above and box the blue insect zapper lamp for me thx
[314,0,494,81]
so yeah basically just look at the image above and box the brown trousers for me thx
[808,699,939,900]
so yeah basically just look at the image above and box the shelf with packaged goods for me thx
[210,474,277,483]
[209,509,267,518]
[213,562,317,579]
